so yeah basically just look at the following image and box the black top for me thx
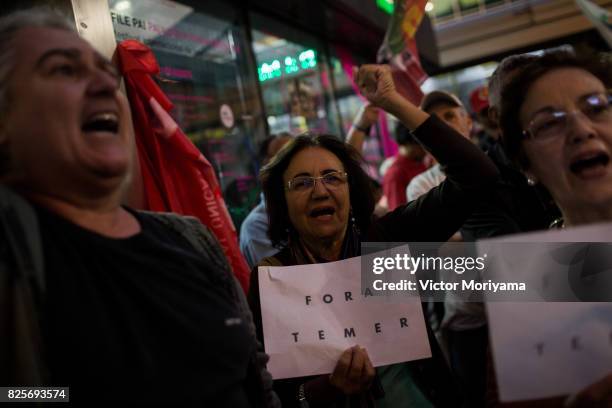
[36,206,252,406]
[249,115,498,407]
[460,140,560,240]
[367,114,499,242]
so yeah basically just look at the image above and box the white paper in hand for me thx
[258,254,431,379]
[480,223,612,402]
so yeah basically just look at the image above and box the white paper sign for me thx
[258,255,431,379]
[480,222,612,402]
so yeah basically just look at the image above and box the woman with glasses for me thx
[495,51,612,407]
[248,64,499,407]
[500,51,612,229]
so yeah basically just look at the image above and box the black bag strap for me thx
[0,188,44,289]
[0,187,47,386]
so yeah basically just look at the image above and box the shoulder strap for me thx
[0,186,47,385]
[0,187,44,290]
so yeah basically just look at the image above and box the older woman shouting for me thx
[495,50,612,408]
[248,65,499,407]
[500,51,612,228]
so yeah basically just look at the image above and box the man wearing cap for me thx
[406,90,473,203]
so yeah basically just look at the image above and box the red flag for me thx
[378,0,428,106]
[116,40,251,292]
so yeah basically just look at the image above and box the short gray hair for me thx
[0,7,75,176]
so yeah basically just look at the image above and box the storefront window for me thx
[108,0,265,229]
[250,13,342,137]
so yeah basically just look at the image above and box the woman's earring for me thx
[349,208,360,235]
[525,172,537,186]
[349,207,356,224]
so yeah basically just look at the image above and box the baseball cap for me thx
[420,90,464,114]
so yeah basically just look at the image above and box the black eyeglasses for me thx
[522,93,612,142]
[286,171,348,192]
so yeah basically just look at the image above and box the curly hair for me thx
[259,133,376,248]
[499,50,612,170]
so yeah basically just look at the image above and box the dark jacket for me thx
[461,141,559,241]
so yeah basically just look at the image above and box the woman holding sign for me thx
[248,64,500,407]
[492,50,612,407]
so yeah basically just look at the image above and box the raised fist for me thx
[354,64,399,112]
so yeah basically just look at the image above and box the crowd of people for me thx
[1,6,612,408]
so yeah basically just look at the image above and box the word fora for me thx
[304,291,373,305]
[290,318,409,343]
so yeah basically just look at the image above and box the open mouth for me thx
[82,112,119,134]
[569,152,610,178]
[309,206,335,219]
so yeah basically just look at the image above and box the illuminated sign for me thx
[376,0,394,14]
[258,49,317,82]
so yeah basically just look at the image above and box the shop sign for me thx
[257,49,317,82]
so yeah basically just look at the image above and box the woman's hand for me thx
[354,65,402,113]
[354,64,428,130]
[329,345,375,395]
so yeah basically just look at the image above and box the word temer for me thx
[290,318,409,343]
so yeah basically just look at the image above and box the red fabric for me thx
[116,40,250,292]
[382,155,427,210]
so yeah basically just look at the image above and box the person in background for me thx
[382,121,427,210]
[402,90,479,406]
[406,90,473,203]
[345,102,390,216]
[460,51,564,241]
[378,154,396,178]
[240,133,292,269]
[346,102,379,156]
[469,85,498,152]
[0,8,278,406]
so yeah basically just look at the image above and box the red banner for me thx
[116,40,251,292]
[378,0,428,106]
